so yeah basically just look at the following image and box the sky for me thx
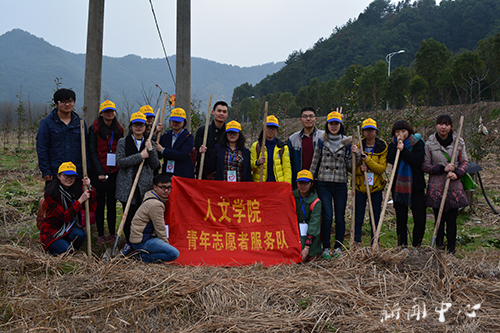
[1,0,408,67]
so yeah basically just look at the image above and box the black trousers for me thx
[394,190,427,248]
[95,172,117,237]
[120,189,142,243]
[433,207,458,254]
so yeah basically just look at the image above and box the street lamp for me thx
[385,49,405,110]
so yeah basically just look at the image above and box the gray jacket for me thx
[115,136,160,204]
[309,133,353,183]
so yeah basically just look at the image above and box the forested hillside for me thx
[232,0,500,121]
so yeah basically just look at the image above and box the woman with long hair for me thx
[250,115,292,184]
[88,100,124,245]
[205,120,252,181]
[423,114,469,254]
[309,110,352,259]
[387,120,427,248]
[39,162,96,255]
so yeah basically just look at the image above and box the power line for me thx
[148,0,176,87]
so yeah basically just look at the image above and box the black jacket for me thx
[387,139,426,193]
[194,120,226,178]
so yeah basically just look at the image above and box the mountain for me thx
[246,0,500,97]
[0,29,283,112]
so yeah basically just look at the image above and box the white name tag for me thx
[166,160,175,173]
[165,225,169,238]
[299,223,308,236]
[227,170,237,182]
[365,172,374,186]
[106,153,116,166]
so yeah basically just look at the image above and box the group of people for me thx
[36,88,469,263]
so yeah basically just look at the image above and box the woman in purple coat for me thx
[423,115,469,254]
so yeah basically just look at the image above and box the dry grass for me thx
[1,244,499,332]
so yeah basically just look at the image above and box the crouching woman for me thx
[294,170,322,261]
[40,162,96,255]
[129,174,179,263]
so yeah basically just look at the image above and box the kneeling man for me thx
[130,174,179,263]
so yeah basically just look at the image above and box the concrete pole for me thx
[176,0,191,131]
[82,0,105,125]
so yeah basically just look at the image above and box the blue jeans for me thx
[317,181,347,250]
[354,190,383,244]
[131,237,180,263]
[48,227,86,255]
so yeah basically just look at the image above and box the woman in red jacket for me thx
[39,162,96,255]
[88,100,124,244]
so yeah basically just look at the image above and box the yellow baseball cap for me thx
[99,100,116,113]
[226,120,241,133]
[139,105,155,117]
[266,115,279,127]
[58,162,78,176]
[130,111,147,124]
[327,111,342,123]
[362,118,377,130]
[170,108,186,122]
[296,169,313,182]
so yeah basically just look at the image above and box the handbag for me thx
[441,151,477,190]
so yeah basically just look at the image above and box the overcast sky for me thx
[1,0,409,67]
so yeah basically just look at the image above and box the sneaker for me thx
[322,248,332,260]
[107,234,116,244]
[122,243,132,256]
[97,236,107,245]
[334,248,342,259]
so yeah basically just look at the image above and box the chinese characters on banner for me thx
[167,177,302,266]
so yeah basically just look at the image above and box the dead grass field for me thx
[1,103,500,332]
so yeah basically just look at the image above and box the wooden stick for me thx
[431,115,464,248]
[373,148,400,250]
[112,114,159,256]
[350,132,357,248]
[357,126,377,238]
[156,93,169,144]
[198,94,213,179]
[80,120,92,258]
[259,102,268,182]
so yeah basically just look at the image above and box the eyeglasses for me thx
[301,115,316,119]
[157,185,172,191]
[58,100,75,105]
[132,123,146,127]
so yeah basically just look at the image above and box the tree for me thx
[409,75,428,105]
[452,50,488,104]
[415,37,451,105]
[385,66,412,109]
[231,82,255,109]
[359,60,387,110]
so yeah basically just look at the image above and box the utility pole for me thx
[82,0,105,125]
[176,0,191,131]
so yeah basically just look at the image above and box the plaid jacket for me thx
[309,133,352,183]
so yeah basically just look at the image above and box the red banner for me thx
[167,177,302,266]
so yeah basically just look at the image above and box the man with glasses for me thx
[37,88,87,183]
[129,173,179,263]
[287,107,324,188]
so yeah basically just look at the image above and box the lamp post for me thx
[385,50,405,110]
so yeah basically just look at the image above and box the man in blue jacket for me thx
[287,107,324,188]
[36,88,87,183]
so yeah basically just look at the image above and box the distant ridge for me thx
[0,29,283,111]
